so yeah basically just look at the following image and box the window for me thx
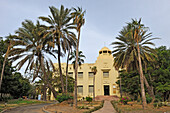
[68,72,73,77]
[108,51,111,54]
[88,72,94,77]
[78,72,83,78]
[77,86,83,94]
[89,85,94,93]
[99,51,102,54]
[103,51,107,53]
[103,72,109,78]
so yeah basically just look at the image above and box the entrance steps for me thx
[95,95,119,101]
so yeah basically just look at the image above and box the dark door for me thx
[104,85,110,95]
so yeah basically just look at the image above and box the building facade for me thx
[51,47,119,100]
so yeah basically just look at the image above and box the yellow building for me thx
[51,47,119,100]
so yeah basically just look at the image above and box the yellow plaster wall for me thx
[51,47,120,100]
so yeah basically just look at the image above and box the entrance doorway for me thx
[104,85,110,95]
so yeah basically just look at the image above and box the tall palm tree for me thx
[9,20,57,100]
[39,5,76,93]
[91,66,97,101]
[69,50,86,69]
[71,7,85,107]
[0,36,13,91]
[111,18,157,109]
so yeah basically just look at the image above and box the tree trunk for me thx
[143,76,155,102]
[93,75,95,101]
[137,42,147,109]
[74,29,80,108]
[136,60,155,103]
[43,85,47,101]
[66,49,70,94]
[57,43,65,93]
[48,83,58,98]
[120,75,123,98]
[0,43,10,91]
[0,57,7,91]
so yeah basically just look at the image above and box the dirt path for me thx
[92,101,117,113]
[3,103,52,113]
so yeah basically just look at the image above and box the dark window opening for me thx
[103,51,107,53]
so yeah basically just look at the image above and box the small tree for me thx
[91,66,97,101]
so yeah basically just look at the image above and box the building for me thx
[50,47,120,100]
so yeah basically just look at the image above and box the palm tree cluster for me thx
[111,18,158,109]
[0,5,85,106]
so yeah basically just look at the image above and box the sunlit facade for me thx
[50,47,120,100]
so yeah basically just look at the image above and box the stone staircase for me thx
[95,95,119,101]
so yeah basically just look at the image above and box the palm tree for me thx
[69,50,86,69]
[91,66,97,101]
[9,20,57,100]
[39,5,76,93]
[0,36,13,91]
[111,18,157,109]
[71,7,85,107]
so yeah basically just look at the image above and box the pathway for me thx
[3,103,52,113]
[92,101,117,113]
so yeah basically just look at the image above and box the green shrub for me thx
[86,96,92,103]
[119,97,130,105]
[146,95,152,104]
[18,98,23,101]
[153,103,158,108]
[56,94,73,103]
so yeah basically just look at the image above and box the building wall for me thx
[51,47,120,100]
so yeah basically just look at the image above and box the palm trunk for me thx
[136,57,155,102]
[0,44,10,91]
[93,75,95,101]
[143,76,155,102]
[48,83,58,98]
[43,85,47,101]
[57,43,65,93]
[0,57,7,91]
[74,29,80,108]
[66,49,70,94]
[40,57,47,101]
[137,42,147,109]
[120,75,123,98]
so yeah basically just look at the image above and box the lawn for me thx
[44,100,104,113]
[0,99,48,112]
[111,101,170,113]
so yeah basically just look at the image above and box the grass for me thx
[111,100,170,113]
[0,99,48,112]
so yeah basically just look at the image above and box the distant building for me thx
[50,47,120,100]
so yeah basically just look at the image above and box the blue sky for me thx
[0,0,170,66]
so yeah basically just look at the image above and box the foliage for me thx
[111,18,157,71]
[148,46,170,101]
[116,70,140,100]
[120,97,130,105]
[146,94,152,104]
[86,96,92,103]
[69,50,86,69]
[56,94,73,103]
[1,72,31,99]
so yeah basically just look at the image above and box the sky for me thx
[0,0,170,74]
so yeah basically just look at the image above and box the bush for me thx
[86,96,92,103]
[119,97,130,105]
[18,98,23,101]
[146,95,152,104]
[56,94,73,103]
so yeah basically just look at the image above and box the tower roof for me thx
[99,47,111,52]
